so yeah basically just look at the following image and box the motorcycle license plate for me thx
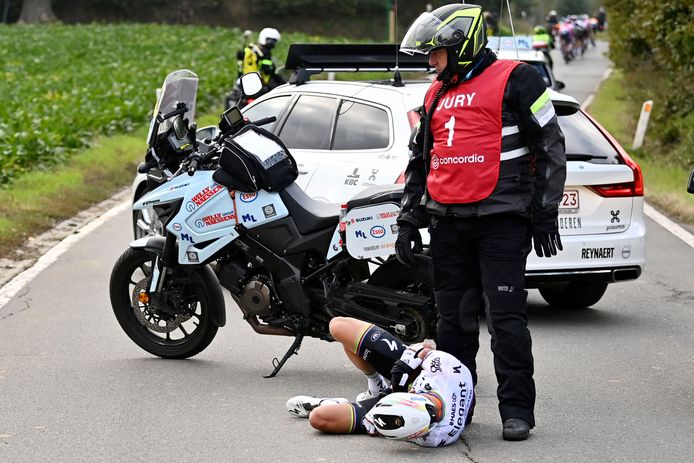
[559,189,579,214]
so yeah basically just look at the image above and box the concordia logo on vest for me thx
[431,154,485,169]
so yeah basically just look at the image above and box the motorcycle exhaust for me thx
[234,299,295,336]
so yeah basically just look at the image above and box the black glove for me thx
[390,347,423,392]
[532,208,563,258]
[395,222,423,267]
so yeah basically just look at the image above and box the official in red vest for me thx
[397,3,566,441]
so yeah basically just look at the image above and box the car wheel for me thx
[538,282,608,309]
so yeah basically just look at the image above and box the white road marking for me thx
[644,203,694,249]
[0,200,130,311]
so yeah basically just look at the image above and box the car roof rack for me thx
[284,44,433,86]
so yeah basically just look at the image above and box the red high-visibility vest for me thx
[425,59,520,204]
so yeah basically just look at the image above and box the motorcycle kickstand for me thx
[264,335,304,378]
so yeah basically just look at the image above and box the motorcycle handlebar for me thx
[187,155,200,176]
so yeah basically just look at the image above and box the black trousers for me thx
[430,214,536,427]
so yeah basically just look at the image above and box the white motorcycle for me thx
[109,71,435,377]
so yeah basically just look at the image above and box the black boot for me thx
[502,418,530,441]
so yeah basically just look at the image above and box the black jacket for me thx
[398,49,566,227]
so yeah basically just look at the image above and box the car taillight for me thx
[395,171,406,184]
[407,109,421,129]
[584,112,645,197]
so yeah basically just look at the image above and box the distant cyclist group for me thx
[545,7,607,64]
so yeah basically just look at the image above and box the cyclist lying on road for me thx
[285,316,474,447]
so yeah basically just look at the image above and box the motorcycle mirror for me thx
[555,80,566,90]
[172,115,188,140]
[688,168,694,194]
[239,72,263,98]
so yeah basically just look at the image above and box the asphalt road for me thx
[2,41,694,462]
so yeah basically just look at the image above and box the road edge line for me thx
[0,199,130,311]
[643,203,694,249]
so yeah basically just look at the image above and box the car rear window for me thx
[242,95,291,132]
[557,110,621,164]
[279,95,337,150]
[333,100,390,150]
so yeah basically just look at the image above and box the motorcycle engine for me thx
[239,278,272,316]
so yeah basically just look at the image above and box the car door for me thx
[277,95,394,203]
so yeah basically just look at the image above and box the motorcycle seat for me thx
[279,183,340,235]
[346,184,404,210]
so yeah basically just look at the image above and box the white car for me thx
[133,44,645,308]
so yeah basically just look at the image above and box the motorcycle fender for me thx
[128,236,226,327]
[129,235,166,252]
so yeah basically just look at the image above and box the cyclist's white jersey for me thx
[407,350,474,447]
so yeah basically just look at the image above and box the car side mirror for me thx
[555,80,566,90]
[239,72,263,97]
[688,168,694,194]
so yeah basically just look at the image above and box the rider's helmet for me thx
[370,393,440,440]
[258,27,281,49]
[400,3,487,79]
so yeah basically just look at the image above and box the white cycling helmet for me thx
[258,28,281,46]
[370,392,439,440]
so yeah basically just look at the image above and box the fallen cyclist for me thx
[285,316,474,446]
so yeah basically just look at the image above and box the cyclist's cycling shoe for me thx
[286,396,349,418]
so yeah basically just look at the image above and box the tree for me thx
[18,0,57,23]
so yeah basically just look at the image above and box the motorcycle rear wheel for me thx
[368,260,436,342]
[109,248,221,358]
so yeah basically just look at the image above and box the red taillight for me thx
[395,171,406,184]
[583,112,645,197]
[407,109,421,129]
[589,183,640,197]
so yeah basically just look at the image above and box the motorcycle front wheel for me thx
[109,248,222,358]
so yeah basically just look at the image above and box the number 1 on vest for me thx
[444,116,455,147]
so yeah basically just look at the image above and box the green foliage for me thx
[0,23,240,183]
[606,0,693,156]
[0,23,356,185]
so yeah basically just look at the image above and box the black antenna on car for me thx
[392,0,404,87]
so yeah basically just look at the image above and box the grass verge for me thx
[587,69,694,224]
[0,112,221,259]
[0,129,145,258]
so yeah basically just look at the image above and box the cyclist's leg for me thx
[309,396,381,434]
[329,317,406,378]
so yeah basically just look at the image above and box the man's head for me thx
[400,3,487,79]
[258,27,281,50]
[370,392,442,440]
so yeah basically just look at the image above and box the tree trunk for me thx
[18,0,57,23]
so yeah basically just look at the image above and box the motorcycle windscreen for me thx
[146,69,199,143]
[343,202,400,260]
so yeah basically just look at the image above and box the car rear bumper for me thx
[525,265,642,288]
[526,211,646,287]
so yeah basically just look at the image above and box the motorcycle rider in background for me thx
[237,27,286,95]
[532,25,554,70]
[226,27,287,109]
